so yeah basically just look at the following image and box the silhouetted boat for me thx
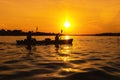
[16,38,73,45]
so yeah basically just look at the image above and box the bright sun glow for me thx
[64,21,71,28]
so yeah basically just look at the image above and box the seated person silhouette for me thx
[27,31,32,41]
[55,34,59,43]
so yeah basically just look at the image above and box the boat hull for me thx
[16,39,73,45]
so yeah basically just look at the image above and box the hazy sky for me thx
[0,0,120,34]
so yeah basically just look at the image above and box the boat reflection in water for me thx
[25,44,36,56]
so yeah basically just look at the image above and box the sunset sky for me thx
[0,0,120,34]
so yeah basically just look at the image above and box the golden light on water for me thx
[60,56,70,62]
[65,36,69,40]
[62,68,80,72]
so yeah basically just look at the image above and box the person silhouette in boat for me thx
[27,31,32,41]
[55,34,59,43]
[26,31,36,45]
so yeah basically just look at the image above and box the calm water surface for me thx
[0,36,120,80]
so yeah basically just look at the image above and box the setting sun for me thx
[64,21,71,28]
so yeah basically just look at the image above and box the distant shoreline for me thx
[0,29,120,36]
[1,34,120,36]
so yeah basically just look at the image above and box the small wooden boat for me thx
[16,38,73,45]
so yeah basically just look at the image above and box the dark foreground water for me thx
[0,36,120,80]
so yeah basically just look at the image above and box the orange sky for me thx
[0,0,120,34]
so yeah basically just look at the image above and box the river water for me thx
[0,36,120,80]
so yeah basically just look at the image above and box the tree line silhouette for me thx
[0,29,120,36]
[0,29,56,36]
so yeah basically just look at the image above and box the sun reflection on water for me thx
[62,68,82,73]
[57,45,74,62]
[65,36,69,40]
[58,56,71,62]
